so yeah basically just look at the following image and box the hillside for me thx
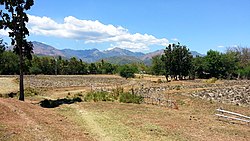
[102,56,143,65]
[29,41,204,63]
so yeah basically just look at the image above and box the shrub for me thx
[118,65,137,79]
[119,92,143,104]
[238,66,250,79]
[111,86,124,100]
[84,91,114,102]
[16,87,39,98]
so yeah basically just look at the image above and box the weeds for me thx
[119,92,143,104]
[84,87,143,104]
[84,91,115,102]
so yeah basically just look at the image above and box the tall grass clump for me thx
[119,92,143,104]
[84,91,115,102]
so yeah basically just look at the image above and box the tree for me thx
[0,0,34,101]
[89,63,98,74]
[163,43,193,80]
[0,39,6,70]
[119,65,137,79]
[0,51,19,74]
[151,55,165,75]
[0,39,5,54]
[192,56,207,78]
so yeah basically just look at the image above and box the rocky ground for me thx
[0,75,250,141]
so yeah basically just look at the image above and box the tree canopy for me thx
[163,43,193,80]
[0,0,34,101]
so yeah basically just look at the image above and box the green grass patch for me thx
[84,91,115,102]
[84,87,143,104]
[119,92,143,104]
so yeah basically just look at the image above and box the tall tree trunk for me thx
[19,46,24,101]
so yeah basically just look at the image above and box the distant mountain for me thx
[141,49,164,61]
[103,47,144,58]
[61,48,104,63]
[102,56,143,65]
[30,41,204,64]
[190,51,205,57]
[141,49,205,61]
[32,41,65,57]
[31,41,145,63]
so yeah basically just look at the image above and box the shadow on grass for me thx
[40,97,82,108]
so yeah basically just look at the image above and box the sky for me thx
[0,0,250,54]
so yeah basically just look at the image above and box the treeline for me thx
[0,46,144,78]
[151,43,250,79]
[1,41,250,80]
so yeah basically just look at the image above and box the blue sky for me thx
[1,0,250,54]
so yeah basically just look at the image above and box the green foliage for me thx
[118,64,138,79]
[24,87,39,97]
[84,91,115,102]
[199,50,239,79]
[119,92,143,104]
[111,86,124,100]
[163,43,193,80]
[238,66,250,79]
[0,39,5,54]
[84,87,143,104]
[96,60,116,74]
[1,0,34,101]
[150,55,165,75]
[0,51,19,74]
[15,87,40,97]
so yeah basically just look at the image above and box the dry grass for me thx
[1,75,250,141]
[0,77,19,95]
[58,97,250,141]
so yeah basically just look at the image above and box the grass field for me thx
[0,75,250,141]
[0,77,19,96]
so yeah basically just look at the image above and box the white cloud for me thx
[27,15,169,52]
[171,38,179,42]
[217,45,224,48]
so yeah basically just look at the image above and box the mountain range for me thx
[30,41,204,64]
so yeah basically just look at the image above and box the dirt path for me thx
[0,98,92,141]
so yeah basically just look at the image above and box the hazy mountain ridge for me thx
[31,41,204,63]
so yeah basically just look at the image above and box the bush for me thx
[238,66,250,79]
[119,92,143,104]
[16,87,39,98]
[111,86,124,100]
[118,65,137,79]
[84,91,115,102]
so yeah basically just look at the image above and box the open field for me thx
[0,75,250,141]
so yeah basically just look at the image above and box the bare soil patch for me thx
[0,98,92,141]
